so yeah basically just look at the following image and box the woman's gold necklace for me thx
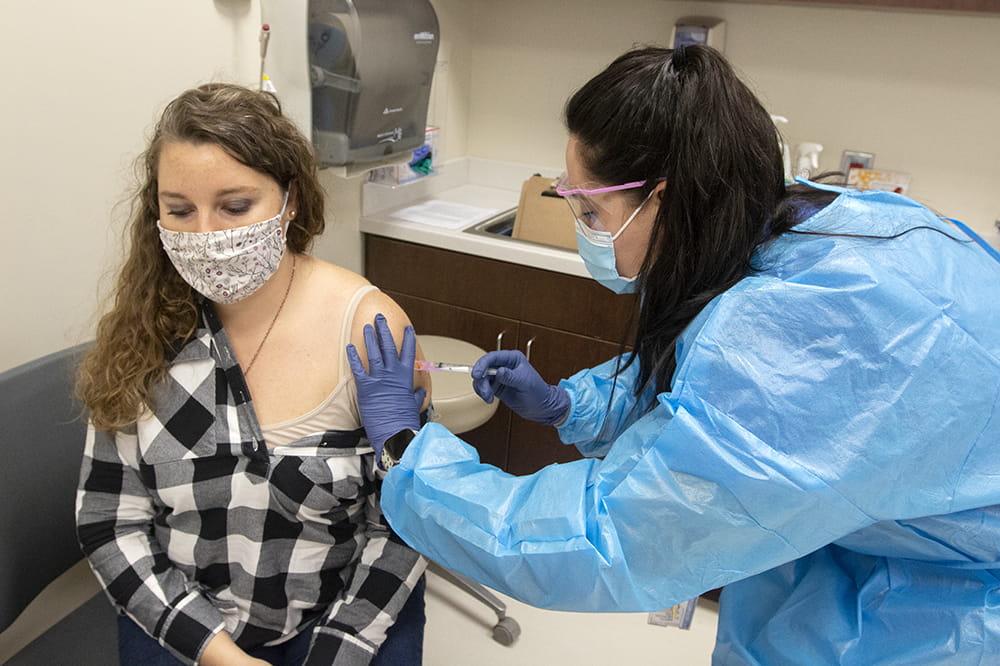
[244,252,296,376]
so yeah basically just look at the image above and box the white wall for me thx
[2,0,261,371]
[3,0,998,372]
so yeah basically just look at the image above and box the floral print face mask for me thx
[157,191,289,304]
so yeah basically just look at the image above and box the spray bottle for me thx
[794,142,824,180]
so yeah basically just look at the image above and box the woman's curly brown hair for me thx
[77,83,326,431]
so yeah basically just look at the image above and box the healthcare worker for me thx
[347,45,1000,664]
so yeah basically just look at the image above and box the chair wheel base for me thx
[492,616,521,646]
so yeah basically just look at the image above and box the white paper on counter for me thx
[388,200,500,229]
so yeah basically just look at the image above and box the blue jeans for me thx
[117,577,426,665]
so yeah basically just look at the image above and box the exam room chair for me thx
[0,343,120,665]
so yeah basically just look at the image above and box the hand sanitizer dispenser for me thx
[308,0,439,167]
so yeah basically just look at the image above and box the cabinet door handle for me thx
[524,336,536,362]
[496,330,507,351]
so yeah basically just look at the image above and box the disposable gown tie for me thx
[382,184,1000,664]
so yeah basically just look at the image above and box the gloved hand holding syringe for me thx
[470,351,571,426]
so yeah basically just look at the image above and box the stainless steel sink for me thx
[462,208,517,239]
[462,208,575,253]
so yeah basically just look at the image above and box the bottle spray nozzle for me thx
[795,142,824,179]
[771,115,792,184]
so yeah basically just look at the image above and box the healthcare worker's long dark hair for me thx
[565,45,836,396]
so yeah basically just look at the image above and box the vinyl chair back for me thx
[0,344,92,633]
[0,344,118,666]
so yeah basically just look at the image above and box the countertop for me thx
[360,158,590,278]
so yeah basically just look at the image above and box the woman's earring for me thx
[289,210,296,219]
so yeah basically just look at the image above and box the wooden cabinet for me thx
[364,235,636,474]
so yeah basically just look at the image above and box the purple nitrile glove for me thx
[347,314,425,466]
[471,350,570,426]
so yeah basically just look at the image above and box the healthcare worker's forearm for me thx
[556,355,651,457]
[382,390,878,614]
[381,422,697,611]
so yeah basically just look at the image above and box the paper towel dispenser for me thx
[308,0,439,167]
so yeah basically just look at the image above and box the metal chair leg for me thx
[428,560,521,646]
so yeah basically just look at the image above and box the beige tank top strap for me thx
[339,284,381,377]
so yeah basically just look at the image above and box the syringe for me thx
[415,361,497,375]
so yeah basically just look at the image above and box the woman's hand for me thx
[471,350,570,425]
[347,313,426,467]
[200,631,272,666]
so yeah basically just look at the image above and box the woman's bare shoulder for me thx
[306,256,371,293]
[295,256,412,339]
[286,256,374,339]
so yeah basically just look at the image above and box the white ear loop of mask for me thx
[576,187,657,246]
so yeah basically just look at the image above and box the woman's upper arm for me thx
[350,290,432,406]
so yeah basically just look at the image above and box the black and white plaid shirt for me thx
[76,305,426,665]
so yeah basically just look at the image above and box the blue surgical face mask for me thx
[574,189,655,294]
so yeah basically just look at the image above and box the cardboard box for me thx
[512,175,577,250]
[847,168,910,195]
[368,126,440,186]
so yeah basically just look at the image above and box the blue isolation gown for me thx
[381,185,1000,664]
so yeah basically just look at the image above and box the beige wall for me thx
[460,0,1000,238]
[2,1,261,371]
[3,0,997,372]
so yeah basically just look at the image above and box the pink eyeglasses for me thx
[555,172,657,231]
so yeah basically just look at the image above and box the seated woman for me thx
[75,83,431,666]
